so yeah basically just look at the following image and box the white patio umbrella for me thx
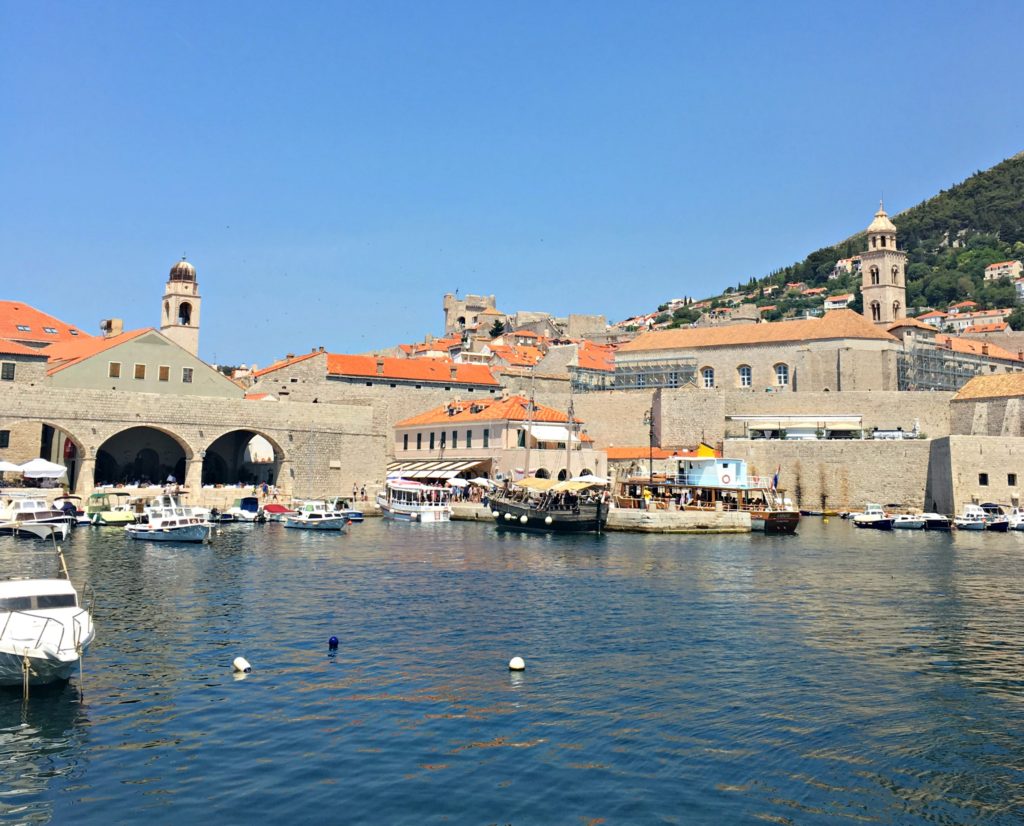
[446,478,469,487]
[0,461,22,473]
[570,474,609,485]
[18,458,68,479]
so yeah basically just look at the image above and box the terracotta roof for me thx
[0,301,90,346]
[617,310,895,354]
[949,301,978,309]
[963,322,1009,334]
[0,338,48,357]
[395,394,579,427]
[986,260,1021,269]
[576,341,616,372]
[917,311,947,320]
[605,445,722,460]
[478,307,505,316]
[253,351,323,377]
[954,373,1024,401]
[887,318,937,333]
[244,392,276,401]
[488,344,544,367]
[327,354,499,386]
[45,328,151,374]
[934,335,1023,363]
[826,293,854,302]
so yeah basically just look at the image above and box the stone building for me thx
[160,258,202,355]
[443,293,500,334]
[860,202,907,327]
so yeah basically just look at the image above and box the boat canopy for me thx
[515,478,603,493]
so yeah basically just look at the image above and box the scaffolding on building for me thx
[570,356,698,392]
[896,346,1005,391]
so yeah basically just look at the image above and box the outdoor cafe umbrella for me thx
[0,461,22,473]
[18,458,68,479]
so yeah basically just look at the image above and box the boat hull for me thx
[378,504,450,523]
[853,518,894,530]
[89,512,135,526]
[749,510,800,534]
[283,517,349,531]
[491,498,606,534]
[126,523,212,543]
[0,521,69,541]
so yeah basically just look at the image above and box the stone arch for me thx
[94,425,193,488]
[579,467,594,476]
[201,428,285,487]
[557,468,568,481]
[700,366,715,388]
[178,301,192,325]
[870,266,880,285]
[534,467,550,479]
[891,264,899,284]
[0,419,87,491]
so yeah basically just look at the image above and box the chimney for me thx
[376,358,385,376]
[982,343,990,356]
[100,318,123,338]
[286,353,295,360]
[319,346,325,353]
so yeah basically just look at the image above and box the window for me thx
[483,428,490,448]
[440,432,446,448]
[871,301,881,322]
[891,265,899,284]
[979,473,989,486]
[43,327,57,334]
[518,429,526,447]
[636,373,646,388]
[416,433,422,450]
[774,363,789,386]
[893,301,900,318]
[15,325,30,332]
[429,432,435,450]
[701,367,714,388]
[69,330,79,336]
[452,430,458,449]
[667,372,679,388]
[1009,473,1017,487]
[158,365,170,382]
[466,430,473,449]
[108,362,121,378]
[738,365,752,388]
[182,367,194,383]
[134,363,146,380]
[0,362,14,382]
[870,266,879,285]
[403,434,409,451]
[0,430,8,449]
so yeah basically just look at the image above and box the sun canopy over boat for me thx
[514,477,606,492]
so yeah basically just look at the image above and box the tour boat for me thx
[85,492,136,526]
[283,500,350,531]
[853,503,894,530]
[490,477,608,534]
[614,457,800,534]
[377,480,452,523]
[0,578,95,686]
[0,496,72,540]
[126,500,213,543]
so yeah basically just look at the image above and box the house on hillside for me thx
[984,260,1023,282]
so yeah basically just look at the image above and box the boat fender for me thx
[721,474,731,485]
[491,510,500,518]
[519,515,528,524]
[504,512,513,521]
[544,516,553,525]
[508,656,525,672]
[232,657,252,673]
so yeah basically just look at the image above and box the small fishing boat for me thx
[954,504,1007,531]
[852,503,894,530]
[892,513,926,530]
[0,496,71,540]
[1008,507,1024,531]
[126,500,212,543]
[53,495,91,527]
[327,497,364,523]
[226,496,264,523]
[921,513,952,531]
[980,503,1010,532]
[262,503,297,522]
[0,577,95,686]
[85,492,136,526]
[377,480,451,523]
[284,500,349,531]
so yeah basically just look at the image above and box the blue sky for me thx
[3,1,1023,367]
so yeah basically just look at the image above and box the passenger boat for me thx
[0,496,71,540]
[853,503,894,530]
[284,500,350,531]
[490,477,608,533]
[377,480,452,523]
[85,491,136,526]
[614,457,800,534]
[0,577,95,685]
[126,500,212,543]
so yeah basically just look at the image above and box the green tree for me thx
[488,319,505,338]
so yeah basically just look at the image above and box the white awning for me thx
[19,458,67,478]
[525,424,578,442]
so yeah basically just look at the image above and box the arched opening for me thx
[700,366,715,388]
[202,430,282,487]
[163,300,169,321]
[0,422,85,490]
[737,364,752,388]
[178,302,192,326]
[893,301,901,318]
[95,426,189,487]
[534,467,550,479]
[580,468,594,476]
[557,468,568,481]
[457,316,466,328]
[871,301,881,322]
[880,236,886,248]
[870,266,879,285]
[892,265,899,284]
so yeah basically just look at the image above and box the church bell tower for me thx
[859,202,907,328]
[160,257,201,355]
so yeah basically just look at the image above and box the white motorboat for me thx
[954,504,1008,532]
[377,480,452,523]
[892,513,926,530]
[0,578,95,686]
[853,503,894,530]
[126,500,212,543]
[0,496,71,540]
[920,513,952,531]
[1008,507,1024,531]
[284,501,349,531]
[225,496,263,523]
[53,495,91,527]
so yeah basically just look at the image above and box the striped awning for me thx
[385,459,487,480]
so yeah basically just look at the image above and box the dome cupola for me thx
[169,257,197,282]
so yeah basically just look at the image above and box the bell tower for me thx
[160,257,201,355]
[859,202,907,328]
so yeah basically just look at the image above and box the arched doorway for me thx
[534,467,550,479]
[557,468,568,481]
[0,421,84,490]
[202,430,282,486]
[95,426,189,487]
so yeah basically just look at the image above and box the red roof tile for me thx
[935,334,1022,362]
[45,328,151,374]
[395,395,577,427]
[327,354,499,385]
[252,351,323,378]
[0,301,90,346]
[0,338,48,357]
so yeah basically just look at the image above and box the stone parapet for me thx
[605,508,750,533]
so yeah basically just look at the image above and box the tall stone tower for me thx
[160,257,201,355]
[859,202,907,327]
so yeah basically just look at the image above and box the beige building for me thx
[160,258,202,355]
[860,202,907,326]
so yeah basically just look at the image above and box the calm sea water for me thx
[2,518,1024,824]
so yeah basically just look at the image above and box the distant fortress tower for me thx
[160,257,201,355]
[443,293,498,334]
[860,202,907,327]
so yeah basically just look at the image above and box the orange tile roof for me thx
[253,351,323,377]
[963,322,1009,333]
[0,338,48,357]
[576,341,616,371]
[917,311,947,320]
[887,318,937,332]
[0,301,90,346]
[488,344,544,367]
[45,328,151,374]
[605,445,721,460]
[948,301,978,309]
[826,293,854,302]
[395,394,578,427]
[985,260,1021,268]
[934,335,1023,363]
[618,309,894,354]
[954,373,1024,401]
[327,354,499,386]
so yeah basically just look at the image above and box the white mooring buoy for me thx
[519,514,528,524]
[508,656,525,671]
[232,656,252,673]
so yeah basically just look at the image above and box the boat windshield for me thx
[0,593,77,611]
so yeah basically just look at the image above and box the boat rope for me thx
[21,650,32,702]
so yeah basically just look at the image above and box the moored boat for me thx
[954,503,1007,531]
[126,500,212,543]
[921,513,952,531]
[892,513,926,530]
[85,492,136,526]
[0,496,71,540]
[377,480,451,523]
[490,477,608,534]
[853,503,894,530]
[284,500,350,531]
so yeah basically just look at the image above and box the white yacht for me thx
[892,513,926,529]
[0,496,71,540]
[126,499,212,543]
[0,578,95,686]
[1008,507,1024,531]
[852,503,894,530]
[954,503,1009,532]
[283,500,349,531]
[377,480,452,523]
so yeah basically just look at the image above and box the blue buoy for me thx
[328,636,339,650]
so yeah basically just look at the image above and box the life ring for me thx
[721,474,731,485]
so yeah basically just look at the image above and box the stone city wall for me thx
[950,397,1024,437]
[945,435,1024,512]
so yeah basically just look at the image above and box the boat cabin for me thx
[0,578,79,612]
[616,456,785,512]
